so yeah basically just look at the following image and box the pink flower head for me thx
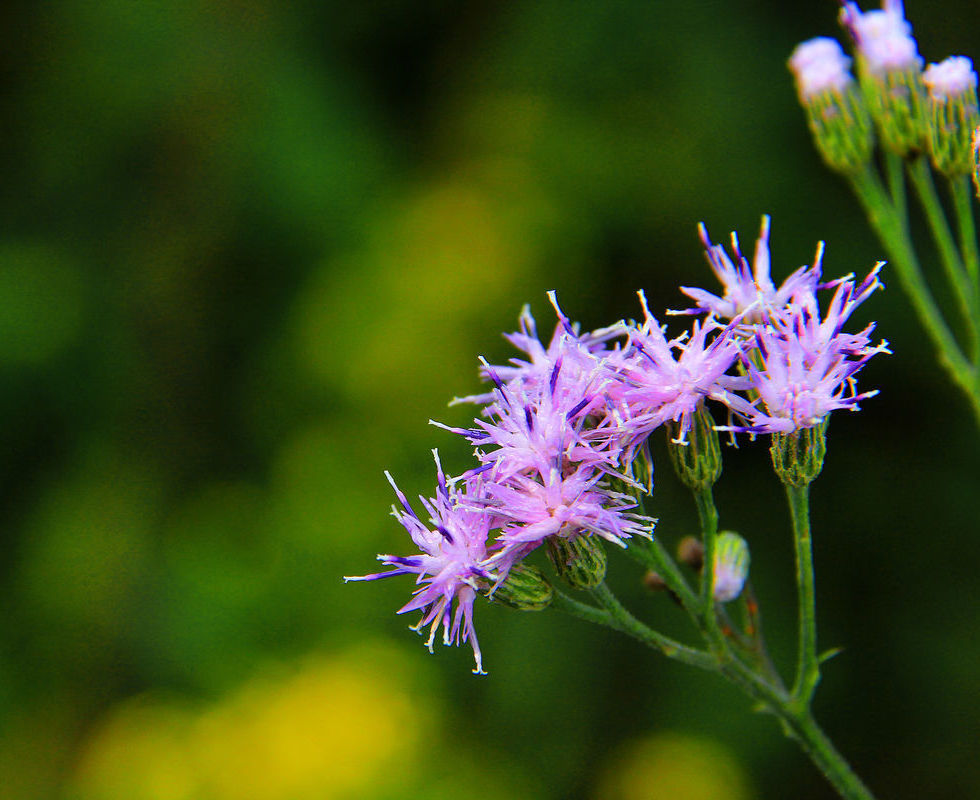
[452,292,625,415]
[789,37,855,100]
[841,0,922,74]
[344,451,493,674]
[476,465,654,575]
[607,291,749,447]
[723,265,890,434]
[674,215,823,323]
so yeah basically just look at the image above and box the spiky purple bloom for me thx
[344,451,493,674]
[723,265,890,434]
[841,0,922,75]
[452,292,625,414]
[476,465,654,576]
[789,37,855,101]
[673,216,823,323]
[606,291,749,447]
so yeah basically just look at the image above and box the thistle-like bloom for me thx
[923,56,978,100]
[674,216,823,323]
[725,266,890,434]
[478,465,653,575]
[452,292,624,415]
[344,452,493,674]
[789,37,855,101]
[841,0,922,74]
[608,291,749,446]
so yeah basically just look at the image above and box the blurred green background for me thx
[1,1,978,798]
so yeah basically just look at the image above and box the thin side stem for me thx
[785,483,819,707]
[951,174,980,291]
[906,157,977,353]
[884,150,907,225]
[550,586,716,671]
[693,486,720,611]
[848,165,980,416]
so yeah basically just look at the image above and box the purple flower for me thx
[474,465,653,575]
[789,37,855,101]
[840,0,922,75]
[344,451,493,674]
[673,216,823,323]
[434,378,621,486]
[453,292,625,415]
[723,265,889,434]
[607,291,749,446]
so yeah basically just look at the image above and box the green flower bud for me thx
[769,419,827,488]
[712,531,750,603]
[789,38,875,174]
[923,57,980,177]
[484,563,553,611]
[860,67,928,157]
[546,533,607,590]
[803,84,876,173]
[667,404,721,492]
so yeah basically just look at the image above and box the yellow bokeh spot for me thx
[593,732,755,800]
[70,641,433,800]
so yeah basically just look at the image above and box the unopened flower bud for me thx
[676,536,705,571]
[484,563,553,611]
[923,56,979,176]
[789,37,875,173]
[712,531,750,603]
[841,2,927,156]
[770,419,828,487]
[667,404,721,491]
[547,533,607,590]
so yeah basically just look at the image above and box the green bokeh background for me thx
[1,2,978,798]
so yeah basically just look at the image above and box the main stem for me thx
[786,482,819,708]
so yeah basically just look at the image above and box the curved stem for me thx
[550,586,716,671]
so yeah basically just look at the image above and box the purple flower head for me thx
[475,465,654,575]
[344,451,493,674]
[608,291,749,446]
[723,265,890,435]
[673,216,824,323]
[433,360,621,485]
[923,56,978,101]
[789,37,855,101]
[453,293,625,414]
[841,0,922,75]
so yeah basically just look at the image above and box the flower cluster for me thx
[790,0,978,172]
[347,217,888,673]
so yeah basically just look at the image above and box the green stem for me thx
[906,157,977,354]
[848,164,980,419]
[693,486,720,611]
[884,151,907,225]
[951,174,980,291]
[550,586,716,671]
[780,709,878,800]
[623,533,702,617]
[785,483,819,707]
